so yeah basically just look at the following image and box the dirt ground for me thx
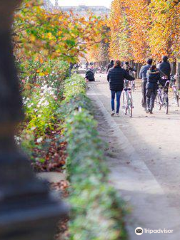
[87,74,180,240]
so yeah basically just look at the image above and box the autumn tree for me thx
[148,0,180,60]
[123,0,150,62]
[87,23,110,63]
[109,0,132,61]
[14,0,106,64]
[109,0,180,62]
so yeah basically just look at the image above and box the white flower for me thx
[44,101,49,106]
[14,136,21,145]
[37,137,43,143]
[28,103,33,108]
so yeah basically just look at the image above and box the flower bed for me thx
[20,61,69,170]
[62,75,127,240]
[19,70,127,239]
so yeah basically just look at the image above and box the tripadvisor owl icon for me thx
[135,227,143,235]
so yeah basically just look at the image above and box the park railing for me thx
[0,1,68,239]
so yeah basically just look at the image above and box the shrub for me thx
[18,59,69,98]
[63,75,127,240]
[19,60,69,161]
[23,84,58,136]
[21,60,69,137]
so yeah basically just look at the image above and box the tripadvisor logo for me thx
[135,227,143,235]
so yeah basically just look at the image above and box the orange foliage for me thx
[109,0,180,62]
[87,23,110,63]
[14,0,106,63]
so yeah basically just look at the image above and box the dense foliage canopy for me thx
[109,0,180,62]
[14,0,106,64]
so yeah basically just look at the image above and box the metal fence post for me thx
[0,1,68,239]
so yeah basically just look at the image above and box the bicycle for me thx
[157,80,169,114]
[131,80,136,92]
[124,69,136,92]
[122,87,133,117]
[170,75,179,107]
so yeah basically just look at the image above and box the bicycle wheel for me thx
[124,91,128,115]
[128,92,133,117]
[157,94,162,110]
[164,95,169,114]
[175,91,179,107]
[172,85,179,107]
[128,103,133,117]
[131,82,135,92]
[176,94,179,107]
[122,91,125,109]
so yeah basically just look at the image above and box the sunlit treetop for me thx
[14,0,107,63]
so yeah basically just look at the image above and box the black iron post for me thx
[0,1,68,239]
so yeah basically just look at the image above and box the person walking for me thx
[107,60,135,117]
[146,65,160,114]
[123,61,136,89]
[107,60,114,73]
[139,58,153,110]
[124,62,136,74]
[159,56,171,86]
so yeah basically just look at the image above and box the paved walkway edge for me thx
[87,85,180,240]
[88,85,164,193]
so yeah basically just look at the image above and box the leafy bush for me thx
[63,75,127,240]
[23,84,58,136]
[21,60,69,137]
[63,74,86,100]
[19,60,69,161]
[18,59,69,98]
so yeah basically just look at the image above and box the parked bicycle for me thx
[131,80,136,92]
[157,80,169,114]
[122,86,133,117]
[170,75,179,107]
[124,79,135,91]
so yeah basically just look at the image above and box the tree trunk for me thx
[177,61,180,90]
[171,62,176,75]
[135,63,142,79]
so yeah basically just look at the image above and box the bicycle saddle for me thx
[124,88,131,91]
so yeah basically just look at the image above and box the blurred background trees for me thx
[109,0,180,63]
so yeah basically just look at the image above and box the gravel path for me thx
[87,74,180,240]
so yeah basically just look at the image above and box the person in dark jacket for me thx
[124,62,136,74]
[107,60,114,73]
[139,58,153,110]
[85,68,95,81]
[123,62,136,88]
[159,56,171,85]
[146,65,161,114]
[107,60,135,116]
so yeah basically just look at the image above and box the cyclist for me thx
[139,58,153,110]
[107,60,135,117]
[159,56,171,88]
[159,56,171,79]
[107,60,114,73]
[124,62,136,74]
[123,62,136,89]
[146,65,160,114]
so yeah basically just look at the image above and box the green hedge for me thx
[63,75,127,240]
[20,61,69,161]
